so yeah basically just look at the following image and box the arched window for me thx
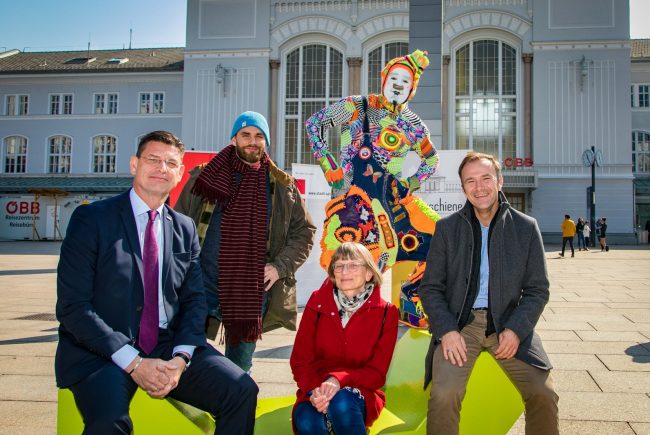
[48,135,72,173]
[366,42,409,94]
[454,39,517,159]
[3,136,27,173]
[92,135,117,173]
[633,131,650,173]
[283,44,343,170]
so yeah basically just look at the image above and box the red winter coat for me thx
[290,279,399,430]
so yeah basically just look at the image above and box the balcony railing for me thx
[420,169,538,193]
[502,168,538,188]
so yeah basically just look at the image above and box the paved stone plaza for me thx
[0,241,649,434]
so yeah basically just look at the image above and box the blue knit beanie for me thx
[230,111,270,146]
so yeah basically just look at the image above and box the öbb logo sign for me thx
[5,201,40,215]
[503,157,533,168]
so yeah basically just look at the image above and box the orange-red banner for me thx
[168,151,216,208]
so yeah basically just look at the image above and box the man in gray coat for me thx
[419,152,559,434]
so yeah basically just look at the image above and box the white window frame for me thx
[361,32,409,95]
[633,130,650,174]
[449,30,523,158]
[49,93,73,115]
[632,84,650,108]
[138,92,165,114]
[94,92,119,114]
[91,135,117,173]
[47,135,73,174]
[278,36,347,171]
[3,135,28,173]
[5,94,29,116]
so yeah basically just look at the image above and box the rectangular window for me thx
[18,95,28,115]
[139,92,164,114]
[63,94,73,114]
[94,94,105,114]
[6,95,15,115]
[633,131,650,173]
[639,85,649,108]
[50,95,60,115]
[108,93,118,114]
[6,94,28,115]
[50,94,73,115]
[139,93,151,113]
[153,92,164,113]
[94,93,118,114]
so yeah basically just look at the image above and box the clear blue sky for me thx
[1,0,648,53]
[1,0,187,52]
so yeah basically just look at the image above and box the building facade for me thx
[0,48,184,239]
[0,0,645,243]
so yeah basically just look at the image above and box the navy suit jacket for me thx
[55,190,207,388]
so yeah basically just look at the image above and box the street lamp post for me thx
[590,147,596,247]
[582,146,603,247]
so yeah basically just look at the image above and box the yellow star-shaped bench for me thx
[58,329,523,434]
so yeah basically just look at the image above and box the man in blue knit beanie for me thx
[176,111,315,374]
[230,111,271,160]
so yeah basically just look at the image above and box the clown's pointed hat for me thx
[381,49,430,102]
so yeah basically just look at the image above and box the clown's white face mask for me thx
[383,66,413,106]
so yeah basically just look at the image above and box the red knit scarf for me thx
[191,144,268,346]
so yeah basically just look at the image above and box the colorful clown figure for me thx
[305,49,440,328]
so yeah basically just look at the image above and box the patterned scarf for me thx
[191,144,268,345]
[333,283,374,327]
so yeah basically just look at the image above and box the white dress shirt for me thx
[111,189,195,370]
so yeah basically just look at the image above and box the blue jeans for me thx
[225,340,258,373]
[577,232,586,249]
[294,388,367,435]
[207,291,269,373]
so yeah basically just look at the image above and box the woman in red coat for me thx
[290,242,399,434]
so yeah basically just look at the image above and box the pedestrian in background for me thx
[560,214,576,258]
[583,220,591,249]
[595,218,602,247]
[600,217,609,252]
[576,217,586,251]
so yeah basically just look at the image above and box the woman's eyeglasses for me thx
[333,262,364,273]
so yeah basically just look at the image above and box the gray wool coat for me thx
[419,192,552,388]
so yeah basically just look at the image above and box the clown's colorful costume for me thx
[305,50,440,328]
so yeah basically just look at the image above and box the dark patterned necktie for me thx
[139,209,159,354]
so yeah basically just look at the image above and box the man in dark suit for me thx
[55,131,257,434]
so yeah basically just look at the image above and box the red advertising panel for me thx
[168,151,216,208]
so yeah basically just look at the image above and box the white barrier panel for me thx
[292,164,330,305]
[0,196,103,241]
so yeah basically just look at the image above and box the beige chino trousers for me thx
[427,310,559,435]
